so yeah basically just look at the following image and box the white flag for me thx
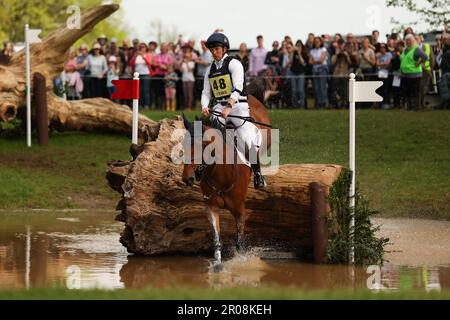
[351,81,383,102]
[26,29,42,44]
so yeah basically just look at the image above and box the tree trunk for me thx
[0,4,159,138]
[107,118,343,256]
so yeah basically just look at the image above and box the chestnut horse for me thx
[182,96,271,266]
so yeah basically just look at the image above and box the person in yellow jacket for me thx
[400,34,429,111]
[415,34,435,108]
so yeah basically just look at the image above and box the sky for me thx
[119,0,420,49]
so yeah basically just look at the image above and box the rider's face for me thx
[209,46,225,61]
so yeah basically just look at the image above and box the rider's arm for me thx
[228,59,245,104]
[201,66,212,110]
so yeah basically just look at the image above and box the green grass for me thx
[1,286,449,300]
[0,110,449,218]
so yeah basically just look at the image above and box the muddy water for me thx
[0,211,449,291]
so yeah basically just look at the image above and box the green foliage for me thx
[326,168,389,265]
[0,0,127,44]
[386,0,450,31]
[0,118,23,137]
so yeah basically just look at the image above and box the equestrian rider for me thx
[201,32,266,189]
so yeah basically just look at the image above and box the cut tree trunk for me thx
[107,118,343,256]
[0,4,159,139]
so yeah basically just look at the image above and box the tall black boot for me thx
[251,155,266,189]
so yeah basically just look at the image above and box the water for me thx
[0,211,449,291]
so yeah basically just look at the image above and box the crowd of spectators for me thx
[1,25,449,110]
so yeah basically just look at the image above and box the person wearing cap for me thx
[106,56,120,101]
[88,42,108,98]
[62,61,83,100]
[400,33,428,110]
[201,32,266,189]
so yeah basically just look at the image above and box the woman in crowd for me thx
[153,43,173,109]
[309,37,329,108]
[180,44,195,110]
[376,43,393,109]
[87,43,108,98]
[130,43,152,109]
[236,43,250,73]
[290,40,308,108]
[331,38,352,108]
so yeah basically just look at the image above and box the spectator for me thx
[265,41,281,73]
[62,61,83,100]
[180,44,195,110]
[75,44,90,98]
[309,37,329,108]
[87,43,108,98]
[438,29,450,108]
[249,35,268,77]
[154,43,174,109]
[331,38,352,108]
[0,41,14,64]
[119,39,132,77]
[130,43,152,109]
[390,40,405,108]
[345,33,360,72]
[305,33,315,53]
[97,34,109,55]
[195,40,213,105]
[236,43,249,73]
[372,30,381,52]
[415,34,435,108]
[359,37,377,80]
[290,40,308,108]
[376,43,392,109]
[164,64,179,112]
[400,34,428,111]
[106,56,119,101]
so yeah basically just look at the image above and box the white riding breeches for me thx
[210,102,262,154]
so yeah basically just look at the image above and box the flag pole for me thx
[349,73,356,264]
[25,24,32,147]
[132,72,140,145]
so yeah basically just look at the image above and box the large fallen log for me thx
[107,118,343,256]
[0,4,159,139]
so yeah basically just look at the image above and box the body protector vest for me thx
[208,56,247,102]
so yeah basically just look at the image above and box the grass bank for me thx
[0,110,448,218]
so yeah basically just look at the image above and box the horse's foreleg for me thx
[207,206,222,264]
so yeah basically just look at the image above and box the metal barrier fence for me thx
[55,70,444,109]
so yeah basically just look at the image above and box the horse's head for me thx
[181,113,206,187]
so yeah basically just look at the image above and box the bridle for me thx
[192,122,238,198]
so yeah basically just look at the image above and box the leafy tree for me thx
[0,0,128,46]
[387,0,450,31]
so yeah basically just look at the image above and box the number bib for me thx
[209,74,232,98]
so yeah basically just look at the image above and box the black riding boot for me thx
[251,156,266,189]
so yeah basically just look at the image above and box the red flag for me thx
[111,79,140,100]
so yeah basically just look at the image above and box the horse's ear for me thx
[182,113,193,133]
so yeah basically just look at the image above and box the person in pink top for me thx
[153,43,174,109]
